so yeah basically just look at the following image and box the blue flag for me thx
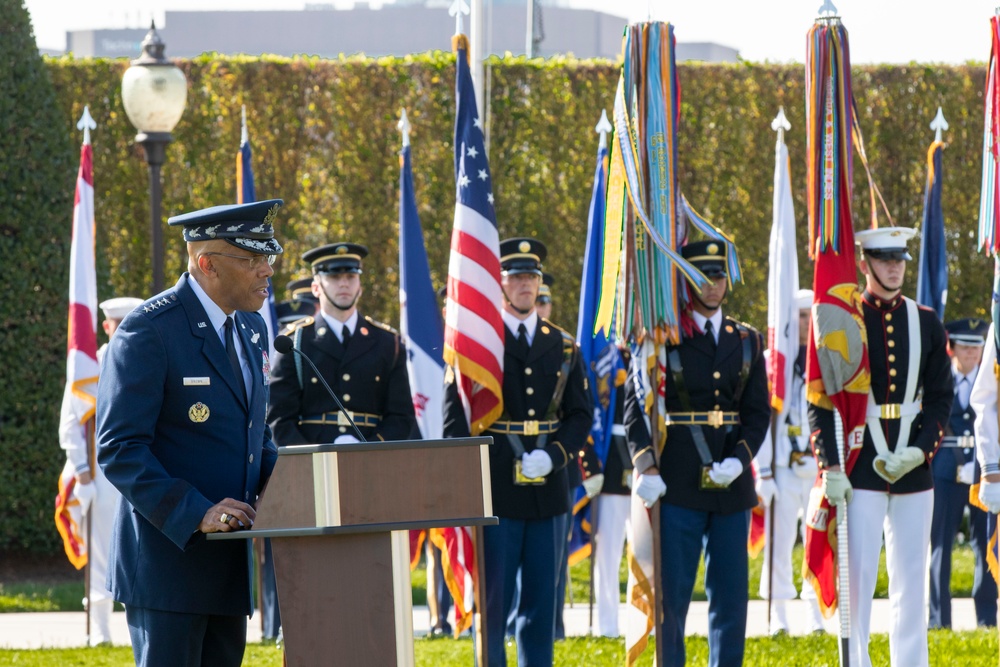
[568,132,624,565]
[399,143,446,439]
[237,114,278,355]
[916,141,947,319]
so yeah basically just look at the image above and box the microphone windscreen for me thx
[273,335,294,354]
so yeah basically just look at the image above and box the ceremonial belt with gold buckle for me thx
[664,411,739,428]
[299,411,381,427]
[486,419,561,436]
[865,401,921,420]
[941,435,975,448]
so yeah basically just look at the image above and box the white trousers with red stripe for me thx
[846,489,933,667]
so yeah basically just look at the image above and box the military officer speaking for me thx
[444,238,592,667]
[809,227,952,667]
[267,243,416,445]
[625,240,770,667]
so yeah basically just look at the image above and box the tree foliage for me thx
[2,45,991,553]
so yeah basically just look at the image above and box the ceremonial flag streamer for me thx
[237,106,278,358]
[802,16,872,617]
[916,135,947,319]
[568,116,624,566]
[55,107,100,570]
[443,32,504,435]
[976,14,1000,593]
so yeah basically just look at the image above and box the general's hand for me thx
[200,499,256,533]
[582,473,604,499]
[634,473,667,508]
[707,457,743,487]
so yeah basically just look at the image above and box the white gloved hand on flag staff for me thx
[74,478,96,514]
[582,473,604,499]
[634,472,667,508]
[980,480,1000,514]
[755,476,778,506]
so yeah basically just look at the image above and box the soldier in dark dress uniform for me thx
[625,240,770,667]
[929,317,997,628]
[443,238,592,667]
[266,242,416,446]
[809,227,953,667]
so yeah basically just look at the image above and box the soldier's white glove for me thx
[333,434,360,445]
[74,480,96,514]
[883,446,925,479]
[980,480,1000,514]
[958,462,976,486]
[582,473,604,499]
[755,476,778,506]
[822,470,853,505]
[520,450,553,479]
[634,473,667,508]
[708,457,743,487]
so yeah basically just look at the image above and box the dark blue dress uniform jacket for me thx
[624,317,770,514]
[933,389,976,481]
[810,292,953,493]
[443,320,593,520]
[96,274,278,616]
[266,313,417,444]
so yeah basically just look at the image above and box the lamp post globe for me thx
[121,21,187,293]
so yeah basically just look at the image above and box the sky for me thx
[22,0,997,64]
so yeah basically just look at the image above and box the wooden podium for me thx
[211,436,495,666]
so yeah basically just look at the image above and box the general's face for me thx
[206,249,274,312]
[315,271,362,311]
[502,272,540,313]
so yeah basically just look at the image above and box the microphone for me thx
[273,334,367,443]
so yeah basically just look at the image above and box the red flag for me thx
[54,113,100,569]
[802,21,871,616]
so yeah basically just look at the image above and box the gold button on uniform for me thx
[890,384,897,392]
[713,371,721,379]
[525,368,533,376]
[339,426,347,433]
[885,313,892,322]
[888,340,895,348]
[888,354,895,362]
[886,325,894,334]
[889,369,897,377]
[526,387,534,395]
[527,408,536,417]
[342,373,350,381]
[343,394,351,402]
[714,389,720,396]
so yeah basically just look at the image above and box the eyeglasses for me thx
[202,251,276,269]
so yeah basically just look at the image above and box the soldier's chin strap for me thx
[319,283,360,312]
[865,259,903,298]
[690,283,727,314]
[502,288,534,316]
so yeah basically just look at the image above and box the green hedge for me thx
[3,30,993,553]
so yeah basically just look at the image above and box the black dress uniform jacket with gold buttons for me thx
[443,320,592,520]
[623,316,770,514]
[809,291,953,493]
[266,313,417,444]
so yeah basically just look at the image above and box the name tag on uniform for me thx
[184,377,211,386]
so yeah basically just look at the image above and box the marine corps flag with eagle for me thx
[801,16,872,616]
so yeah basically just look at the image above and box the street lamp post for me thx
[121,22,187,294]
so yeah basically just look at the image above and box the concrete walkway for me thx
[0,598,984,649]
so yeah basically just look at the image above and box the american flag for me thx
[443,34,504,435]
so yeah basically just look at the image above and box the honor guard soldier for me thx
[752,289,826,635]
[443,238,592,667]
[97,199,283,666]
[58,296,142,645]
[591,357,632,637]
[810,227,952,667]
[626,240,770,667]
[274,277,320,329]
[536,272,554,320]
[931,318,997,628]
[267,243,416,445]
